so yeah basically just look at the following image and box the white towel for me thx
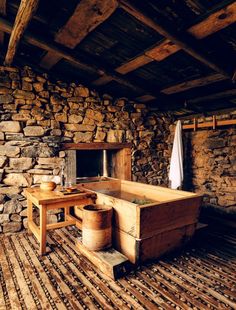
[169,120,183,189]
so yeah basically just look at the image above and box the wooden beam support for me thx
[95,1,236,85]
[62,142,132,150]
[0,0,6,45]
[40,0,118,69]
[161,73,228,95]
[4,0,39,66]
[188,89,236,105]
[56,0,118,49]
[0,17,157,97]
[95,1,236,87]
[119,0,231,78]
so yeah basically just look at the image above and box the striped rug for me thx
[0,226,236,309]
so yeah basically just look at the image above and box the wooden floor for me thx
[0,225,236,310]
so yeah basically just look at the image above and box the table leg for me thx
[27,199,33,234]
[64,205,70,221]
[39,205,47,255]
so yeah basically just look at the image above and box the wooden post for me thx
[212,115,216,129]
[27,199,33,234]
[193,118,197,131]
[39,205,47,255]
[4,0,39,65]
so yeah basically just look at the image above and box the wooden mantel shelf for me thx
[62,142,132,150]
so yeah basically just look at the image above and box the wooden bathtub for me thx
[78,178,202,264]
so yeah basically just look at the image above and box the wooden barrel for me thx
[82,204,113,251]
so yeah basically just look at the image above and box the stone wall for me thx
[0,65,172,233]
[178,112,236,216]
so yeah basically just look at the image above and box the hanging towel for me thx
[169,120,183,189]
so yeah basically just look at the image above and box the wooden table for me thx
[24,187,95,255]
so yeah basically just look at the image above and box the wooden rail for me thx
[182,118,236,131]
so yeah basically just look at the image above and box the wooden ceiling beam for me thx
[0,0,6,45]
[0,17,161,98]
[40,0,118,69]
[94,1,236,87]
[161,73,228,95]
[112,1,236,77]
[188,89,236,105]
[4,0,39,66]
[119,0,232,78]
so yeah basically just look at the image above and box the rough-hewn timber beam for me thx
[94,1,236,86]
[189,89,236,104]
[0,0,6,44]
[40,0,118,69]
[119,0,232,78]
[4,0,39,65]
[0,17,162,98]
[161,73,228,95]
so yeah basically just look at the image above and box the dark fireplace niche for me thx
[63,143,132,183]
[76,150,113,178]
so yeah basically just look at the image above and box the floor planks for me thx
[0,225,235,309]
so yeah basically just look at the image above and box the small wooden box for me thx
[79,178,202,264]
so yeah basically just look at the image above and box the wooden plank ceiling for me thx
[0,0,235,116]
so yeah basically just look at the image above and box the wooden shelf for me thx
[183,118,236,131]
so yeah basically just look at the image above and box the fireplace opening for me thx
[76,150,112,178]
[64,143,132,183]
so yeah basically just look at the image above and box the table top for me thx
[24,187,96,205]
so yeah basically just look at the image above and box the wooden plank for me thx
[114,224,196,264]
[76,238,131,280]
[66,214,82,229]
[113,228,137,264]
[3,237,37,309]
[65,149,76,184]
[135,94,156,102]
[95,191,137,237]
[46,219,76,230]
[62,142,132,150]
[24,187,95,205]
[10,235,53,309]
[138,196,201,239]
[56,0,118,49]
[39,51,62,69]
[4,0,39,65]
[145,39,180,62]
[0,17,150,97]
[61,228,140,310]
[189,88,236,104]
[78,178,121,192]
[107,0,236,84]
[162,73,227,95]
[0,0,6,44]
[183,118,236,130]
[139,224,196,263]
[119,0,230,78]
[189,2,236,39]
[112,148,132,180]
[120,179,198,200]
[116,54,152,74]
[45,198,94,209]
[0,239,22,309]
[92,75,114,86]
[40,0,118,68]
[27,234,87,309]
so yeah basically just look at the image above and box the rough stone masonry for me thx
[0,65,171,233]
